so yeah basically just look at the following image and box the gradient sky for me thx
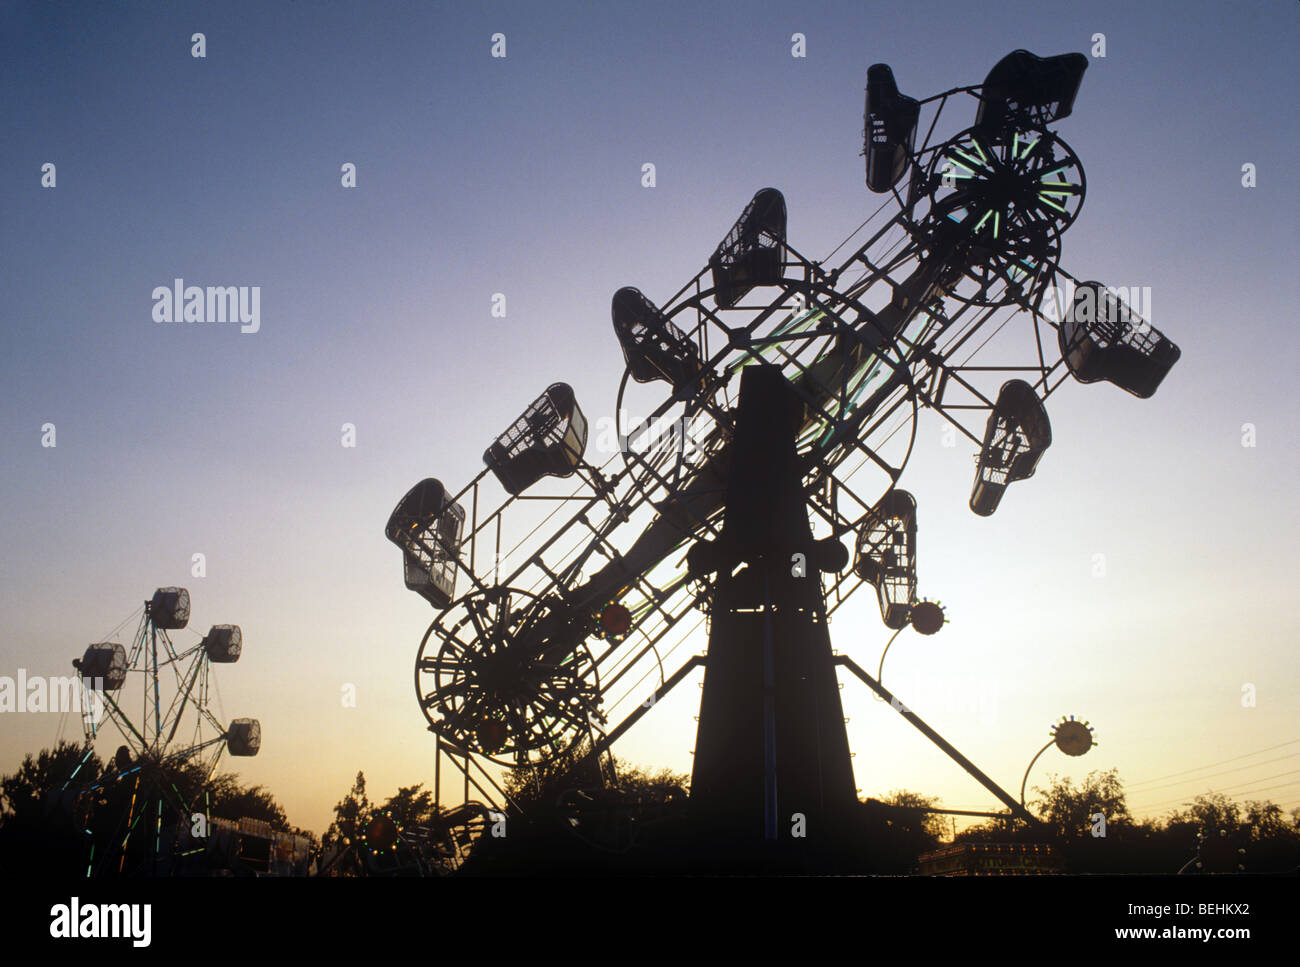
[1,0,1297,837]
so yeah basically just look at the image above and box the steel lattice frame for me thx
[392,55,1175,848]
[62,592,257,875]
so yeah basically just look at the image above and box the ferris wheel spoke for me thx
[437,627,475,657]
[438,693,477,727]
[464,599,498,651]
[1034,194,1069,216]
[436,676,479,700]
[546,698,596,733]
[526,698,569,750]
[504,704,535,745]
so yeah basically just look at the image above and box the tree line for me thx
[5,741,1297,875]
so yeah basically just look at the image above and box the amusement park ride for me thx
[61,587,261,875]
[385,48,1180,870]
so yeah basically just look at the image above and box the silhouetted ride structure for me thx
[60,587,261,875]
[386,49,1179,871]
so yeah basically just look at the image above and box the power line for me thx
[1124,752,1300,795]
[1131,771,1300,812]
[1211,780,1300,802]
[1125,739,1300,789]
[1134,769,1300,805]
[98,605,144,644]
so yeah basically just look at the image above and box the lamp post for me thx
[1020,715,1096,809]
[874,599,947,699]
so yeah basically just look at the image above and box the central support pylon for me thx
[688,365,858,852]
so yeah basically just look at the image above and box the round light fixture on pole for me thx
[1020,715,1097,807]
[875,600,948,700]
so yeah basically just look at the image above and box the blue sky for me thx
[1,0,1296,835]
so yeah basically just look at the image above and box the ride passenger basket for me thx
[149,587,191,629]
[1060,282,1180,398]
[709,188,787,308]
[854,489,919,630]
[970,380,1052,516]
[864,64,921,193]
[974,49,1088,135]
[611,286,703,390]
[385,478,467,609]
[483,383,589,495]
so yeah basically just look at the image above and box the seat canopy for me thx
[150,587,190,629]
[484,383,588,495]
[227,718,261,757]
[854,489,918,630]
[202,625,243,663]
[385,477,466,609]
[611,287,703,389]
[864,64,920,193]
[76,643,127,691]
[1060,282,1180,398]
[709,188,787,308]
[975,49,1088,135]
[970,380,1052,516]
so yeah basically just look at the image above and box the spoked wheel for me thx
[415,586,602,767]
[615,280,920,541]
[942,221,1062,308]
[925,126,1083,307]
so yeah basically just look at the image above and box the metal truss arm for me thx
[574,656,706,772]
[835,655,1039,826]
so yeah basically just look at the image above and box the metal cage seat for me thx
[385,478,466,609]
[970,380,1052,517]
[74,643,127,691]
[854,489,918,630]
[149,587,190,629]
[483,382,589,495]
[227,717,261,756]
[1060,282,1180,398]
[611,287,704,389]
[708,188,787,308]
[974,49,1088,137]
[865,64,921,194]
[202,625,242,663]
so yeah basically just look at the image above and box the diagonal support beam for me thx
[584,656,706,766]
[835,654,1040,826]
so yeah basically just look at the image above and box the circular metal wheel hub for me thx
[415,587,602,766]
[925,126,1084,307]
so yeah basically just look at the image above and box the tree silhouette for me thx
[320,771,370,875]
[1243,799,1300,844]
[0,742,297,875]
[1166,791,1241,834]
[0,741,101,875]
[207,781,289,829]
[1031,767,1131,839]
[318,773,464,875]
[501,740,687,817]
[376,783,443,828]
[879,789,948,847]
[0,740,100,821]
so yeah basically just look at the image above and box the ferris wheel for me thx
[386,48,1180,860]
[61,586,260,876]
